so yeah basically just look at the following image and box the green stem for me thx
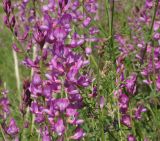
[30,114,35,138]
[149,0,159,35]
[0,124,7,141]
[106,0,115,60]
[110,0,115,61]
[12,37,21,103]
[90,55,99,70]
[117,100,123,141]
[100,109,105,141]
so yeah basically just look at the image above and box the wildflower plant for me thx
[1,0,101,140]
[1,0,160,141]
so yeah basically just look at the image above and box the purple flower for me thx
[125,73,137,95]
[89,27,99,35]
[40,14,52,30]
[60,14,72,26]
[67,68,78,83]
[119,94,129,104]
[121,115,131,128]
[32,73,42,86]
[6,118,19,136]
[54,118,65,136]
[154,22,160,31]
[43,84,52,98]
[3,0,12,15]
[85,47,92,55]
[10,15,16,27]
[54,98,69,111]
[12,43,21,53]
[153,33,160,40]
[0,97,10,115]
[118,94,129,113]
[30,102,39,114]
[22,57,38,68]
[89,86,97,98]
[70,128,85,140]
[66,108,78,117]
[127,134,136,141]
[145,0,153,9]
[83,17,91,27]
[35,113,45,123]
[3,16,10,28]
[34,26,46,48]
[135,105,147,120]
[41,127,51,141]
[77,75,92,87]
[75,119,84,125]
[54,27,67,42]
[58,0,68,10]
[2,1,99,140]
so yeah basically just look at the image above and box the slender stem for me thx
[105,0,111,32]
[106,0,115,60]
[129,103,136,136]
[90,55,99,69]
[117,99,123,141]
[100,109,105,141]
[30,114,35,137]
[149,0,159,35]
[38,129,41,141]
[0,124,7,141]
[31,45,37,77]
[12,46,21,102]
[110,0,115,61]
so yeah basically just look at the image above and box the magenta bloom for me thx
[41,127,51,141]
[0,97,10,115]
[135,105,147,120]
[70,128,85,140]
[12,43,21,52]
[43,84,52,98]
[66,107,78,117]
[54,98,69,111]
[127,134,136,141]
[54,118,65,136]
[83,17,91,27]
[121,115,131,128]
[2,0,99,140]
[145,0,153,9]
[6,118,19,136]
[32,73,42,86]
[34,26,46,48]
[118,94,129,113]
[54,27,67,42]
[125,73,137,95]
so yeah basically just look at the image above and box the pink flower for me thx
[70,128,85,140]
[6,119,19,136]
[121,115,131,128]
[54,118,65,136]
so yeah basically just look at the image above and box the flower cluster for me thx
[115,0,160,140]
[0,89,20,139]
[3,0,15,29]
[2,0,99,140]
